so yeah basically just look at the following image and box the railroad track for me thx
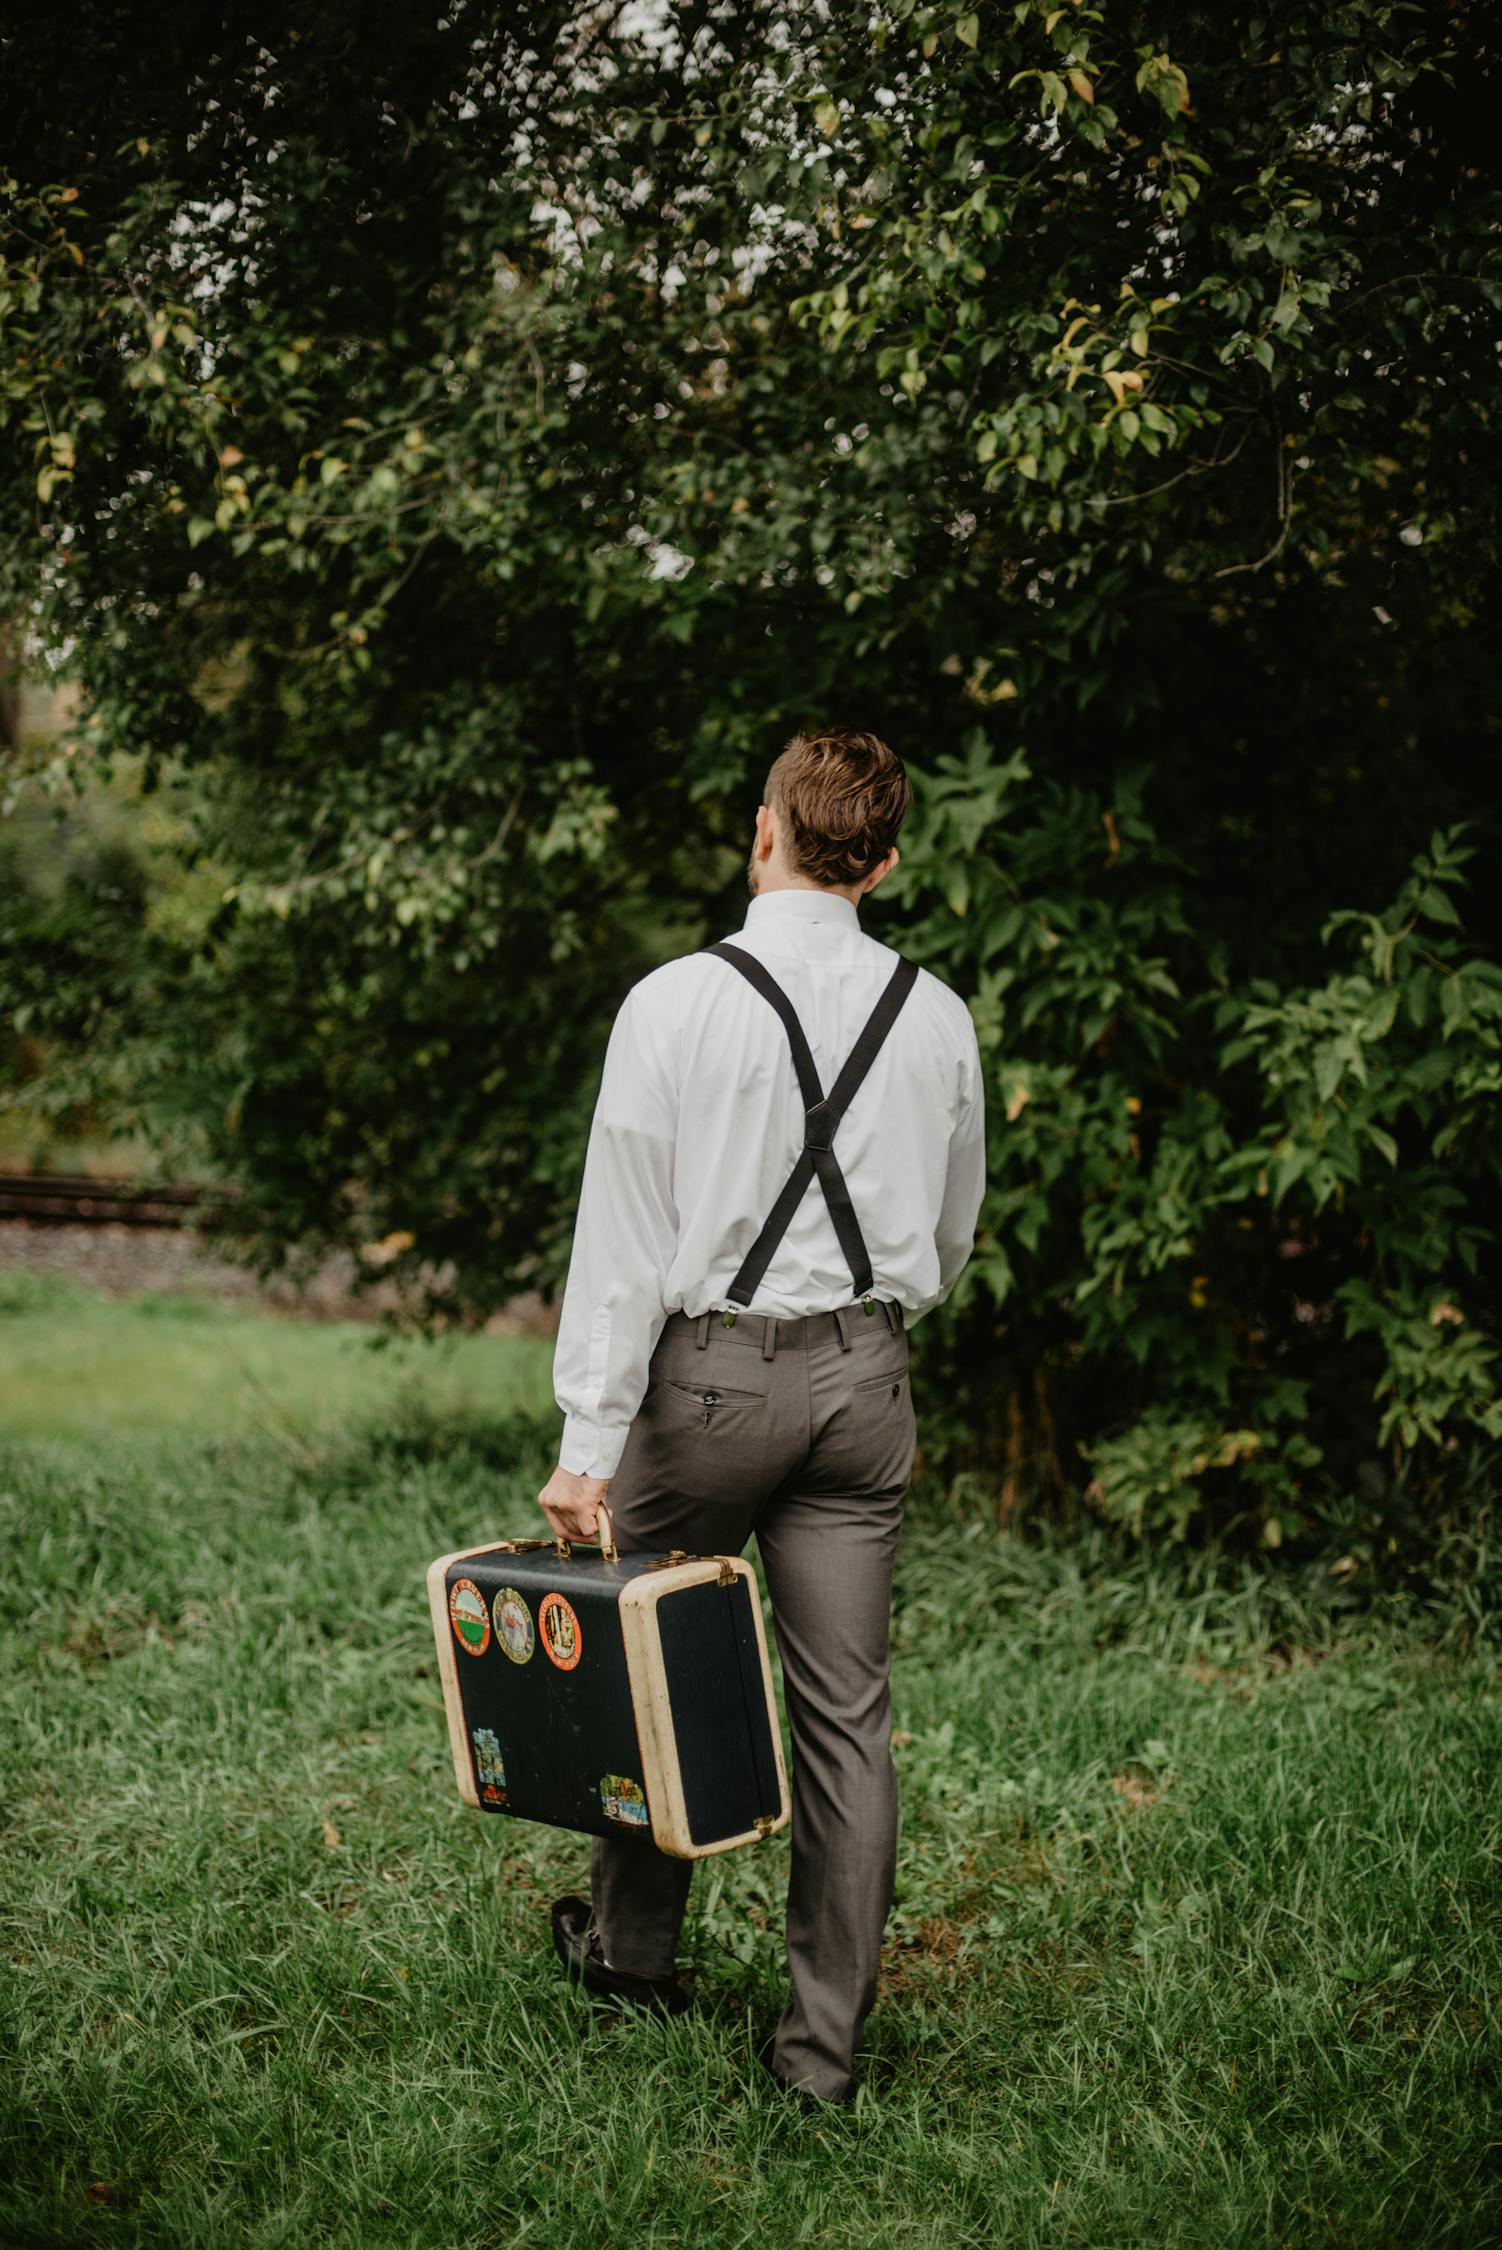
[0,1171,219,1229]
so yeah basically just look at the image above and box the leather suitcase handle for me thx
[553,1498,618,1564]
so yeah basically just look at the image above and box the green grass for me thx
[0,1269,555,1439]
[1,1286,1499,2245]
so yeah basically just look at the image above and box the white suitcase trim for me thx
[426,1540,526,1810]
[618,1557,791,1859]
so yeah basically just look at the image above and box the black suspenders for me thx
[700,940,921,1309]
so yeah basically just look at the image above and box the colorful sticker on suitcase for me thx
[471,1726,507,1802]
[600,1774,648,1829]
[538,1591,582,1671]
[448,1577,490,1657]
[492,1585,535,1665]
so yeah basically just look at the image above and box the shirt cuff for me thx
[559,1414,631,1480]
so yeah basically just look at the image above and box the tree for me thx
[2,2,1499,1546]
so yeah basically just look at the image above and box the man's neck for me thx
[744,888,861,925]
[753,880,861,907]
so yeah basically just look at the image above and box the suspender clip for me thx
[721,1308,737,1327]
[803,1099,836,1152]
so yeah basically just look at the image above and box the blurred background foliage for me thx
[1,1,1499,1556]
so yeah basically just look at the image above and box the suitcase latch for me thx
[716,1558,737,1587]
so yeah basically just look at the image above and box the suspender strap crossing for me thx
[700,940,920,1307]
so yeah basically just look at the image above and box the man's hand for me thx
[538,1463,612,1543]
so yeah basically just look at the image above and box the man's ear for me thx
[862,845,899,896]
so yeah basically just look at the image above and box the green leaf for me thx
[1315,1046,1344,1102]
[1416,884,1462,927]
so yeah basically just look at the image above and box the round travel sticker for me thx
[448,1577,490,1657]
[492,1586,535,1666]
[600,1774,649,1830]
[538,1591,582,1671]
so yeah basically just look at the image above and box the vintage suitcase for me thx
[426,1507,790,1859]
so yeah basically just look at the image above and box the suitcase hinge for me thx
[643,1549,691,1571]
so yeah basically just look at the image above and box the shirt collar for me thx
[742,887,861,934]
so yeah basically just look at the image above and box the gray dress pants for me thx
[588,1294,917,2104]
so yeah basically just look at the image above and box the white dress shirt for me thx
[552,886,987,1477]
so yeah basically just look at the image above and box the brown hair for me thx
[764,728,911,889]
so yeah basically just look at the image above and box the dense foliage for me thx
[2,2,1499,1547]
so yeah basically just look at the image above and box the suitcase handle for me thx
[553,1499,618,1565]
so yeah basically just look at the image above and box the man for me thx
[537,726,986,2108]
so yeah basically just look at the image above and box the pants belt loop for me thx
[761,1314,777,1361]
[695,1311,710,1350]
[881,1297,898,1334]
[831,1304,850,1353]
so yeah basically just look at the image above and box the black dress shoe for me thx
[754,2033,856,2110]
[551,1894,691,2019]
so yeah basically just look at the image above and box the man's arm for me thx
[932,1017,987,1305]
[540,980,678,1536]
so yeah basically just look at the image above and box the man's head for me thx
[747,727,910,905]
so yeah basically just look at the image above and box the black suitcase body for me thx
[427,1531,790,1859]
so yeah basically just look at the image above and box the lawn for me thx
[1,1284,1498,2246]
[0,1269,556,1439]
